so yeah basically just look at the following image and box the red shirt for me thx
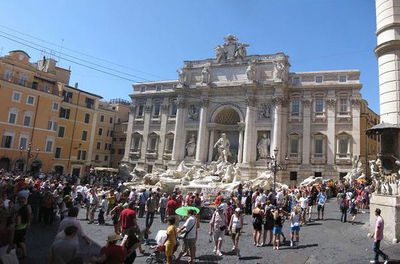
[120,208,136,229]
[101,244,127,264]
[167,199,179,215]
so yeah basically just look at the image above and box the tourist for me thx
[159,193,168,223]
[138,189,146,218]
[176,209,197,264]
[121,227,140,264]
[145,192,157,243]
[262,201,274,246]
[0,206,14,259]
[164,216,178,264]
[252,202,263,247]
[107,190,116,216]
[98,194,107,225]
[209,205,226,257]
[317,189,327,220]
[92,234,127,264]
[299,191,308,225]
[57,207,91,245]
[120,201,138,237]
[273,208,284,250]
[14,196,30,258]
[214,192,222,206]
[307,189,314,222]
[48,226,81,264]
[349,195,358,225]
[339,194,348,223]
[166,194,179,226]
[289,206,301,247]
[110,203,124,234]
[369,208,389,264]
[228,207,243,258]
[88,188,98,224]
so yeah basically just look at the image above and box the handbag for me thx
[179,221,196,239]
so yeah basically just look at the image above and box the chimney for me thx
[74,82,78,89]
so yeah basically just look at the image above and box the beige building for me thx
[123,35,379,184]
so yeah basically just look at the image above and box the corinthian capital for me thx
[326,98,336,108]
[351,98,362,107]
[245,97,257,107]
[302,99,311,108]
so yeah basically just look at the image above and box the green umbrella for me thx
[175,206,200,216]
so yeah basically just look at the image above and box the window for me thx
[4,70,13,81]
[156,85,162,91]
[55,147,62,159]
[137,104,144,118]
[290,171,298,181]
[23,112,31,126]
[132,135,141,150]
[32,82,38,89]
[314,172,322,177]
[148,137,157,152]
[26,95,35,105]
[140,86,146,92]
[315,76,323,83]
[98,128,103,136]
[58,126,65,138]
[45,137,54,152]
[293,77,300,86]
[18,75,28,86]
[106,130,110,137]
[81,131,88,141]
[291,98,300,116]
[111,149,115,154]
[100,115,104,122]
[19,135,28,150]
[170,102,177,117]
[118,149,124,155]
[52,102,59,111]
[104,155,108,161]
[8,108,18,124]
[84,113,90,124]
[97,142,101,150]
[59,107,70,119]
[95,155,99,161]
[108,144,111,150]
[153,102,161,117]
[104,143,108,150]
[43,84,50,92]
[85,98,94,109]
[77,150,86,160]
[12,91,21,102]
[315,139,323,155]
[339,97,348,114]
[338,138,349,157]
[62,90,73,103]
[339,75,347,82]
[48,120,58,131]
[1,134,13,148]
[290,138,299,155]
[109,117,113,124]
[315,98,324,115]
[166,137,174,152]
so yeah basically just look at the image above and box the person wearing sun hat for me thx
[209,205,226,257]
[91,233,126,264]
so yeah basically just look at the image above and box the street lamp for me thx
[269,147,287,192]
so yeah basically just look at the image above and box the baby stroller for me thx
[145,230,176,264]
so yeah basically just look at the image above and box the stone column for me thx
[351,98,361,157]
[302,98,311,164]
[237,122,245,163]
[140,99,152,163]
[242,98,256,165]
[208,128,215,162]
[195,99,209,164]
[171,99,186,163]
[157,98,170,164]
[271,97,283,157]
[326,98,336,165]
[123,105,135,162]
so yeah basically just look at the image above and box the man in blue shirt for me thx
[317,189,327,220]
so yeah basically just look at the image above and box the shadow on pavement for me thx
[278,243,319,250]
[238,256,262,260]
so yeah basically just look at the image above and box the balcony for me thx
[1,76,59,96]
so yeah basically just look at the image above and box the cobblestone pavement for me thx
[25,198,400,264]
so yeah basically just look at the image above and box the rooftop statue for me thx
[214,34,249,62]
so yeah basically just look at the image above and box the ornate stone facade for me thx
[123,35,377,184]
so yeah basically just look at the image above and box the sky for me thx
[0,0,379,112]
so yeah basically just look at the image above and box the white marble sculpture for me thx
[257,133,270,160]
[185,134,197,157]
[177,68,187,85]
[201,66,211,84]
[300,176,324,187]
[273,61,289,83]
[215,45,226,63]
[343,155,365,184]
[370,158,400,196]
[246,62,256,82]
[213,133,231,163]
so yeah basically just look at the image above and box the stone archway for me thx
[210,105,242,163]
[0,157,11,171]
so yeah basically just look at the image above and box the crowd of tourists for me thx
[0,168,391,264]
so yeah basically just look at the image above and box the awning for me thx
[94,167,118,172]
[366,122,400,135]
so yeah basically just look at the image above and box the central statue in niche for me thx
[257,133,271,160]
[213,133,231,163]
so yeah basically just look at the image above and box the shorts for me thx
[290,226,300,232]
[90,205,97,213]
[273,227,282,235]
[14,228,26,244]
[181,238,196,253]
[253,222,262,231]
[213,229,224,241]
[231,228,241,240]
[317,204,324,212]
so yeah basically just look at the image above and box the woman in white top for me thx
[289,206,301,247]
[228,208,244,258]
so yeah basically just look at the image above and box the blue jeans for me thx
[340,209,347,223]
[160,207,166,223]
[373,240,388,262]
[145,212,155,228]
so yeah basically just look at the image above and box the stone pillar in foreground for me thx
[171,99,186,163]
[195,99,209,164]
[242,98,256,165]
